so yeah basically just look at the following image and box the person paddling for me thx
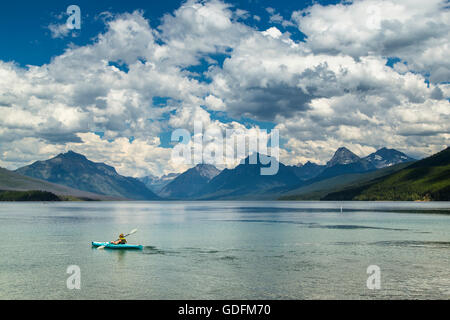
[111,233,127,245]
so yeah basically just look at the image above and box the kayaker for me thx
[111,233,127,245]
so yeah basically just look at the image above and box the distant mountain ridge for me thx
[280,162,413,201]
[139,173,179,193]
[363,147,415,169]
[159,164,220,199]
[0,167,117,200]
[196,154,300,200]
[9,146,418,201]
[146,147,416,200]
[15,151,159,200]
[290,161,325,181]
[311,147,376,181]
[308,147,415,182]
[323,147,449,201]
[326,147,360,167]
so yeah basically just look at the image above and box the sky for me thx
[0,0,449,177]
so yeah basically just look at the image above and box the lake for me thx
[0,201,449,299]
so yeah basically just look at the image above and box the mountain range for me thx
[322,147,450,201]
[159,164,220,199]
[14,151,159,200]
[4,146,444,201]
[197,155,300,200]
[310,147,376,181]
[0,166,118,200]
[363,147,415,169]
[139,173,179,193]
[290,161,325,181]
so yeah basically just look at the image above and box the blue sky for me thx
[0,0,326,148]
[0,0,336,66]
[0,0,448,176]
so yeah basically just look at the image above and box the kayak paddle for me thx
[97,228,138,250]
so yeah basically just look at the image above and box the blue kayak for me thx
[92,241,143,250]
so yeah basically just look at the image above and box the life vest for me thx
[119,236,127,244]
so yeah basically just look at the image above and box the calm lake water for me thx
[0,201,449,300]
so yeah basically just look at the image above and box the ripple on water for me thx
[370,240,450,248]
[333,240,450,249]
